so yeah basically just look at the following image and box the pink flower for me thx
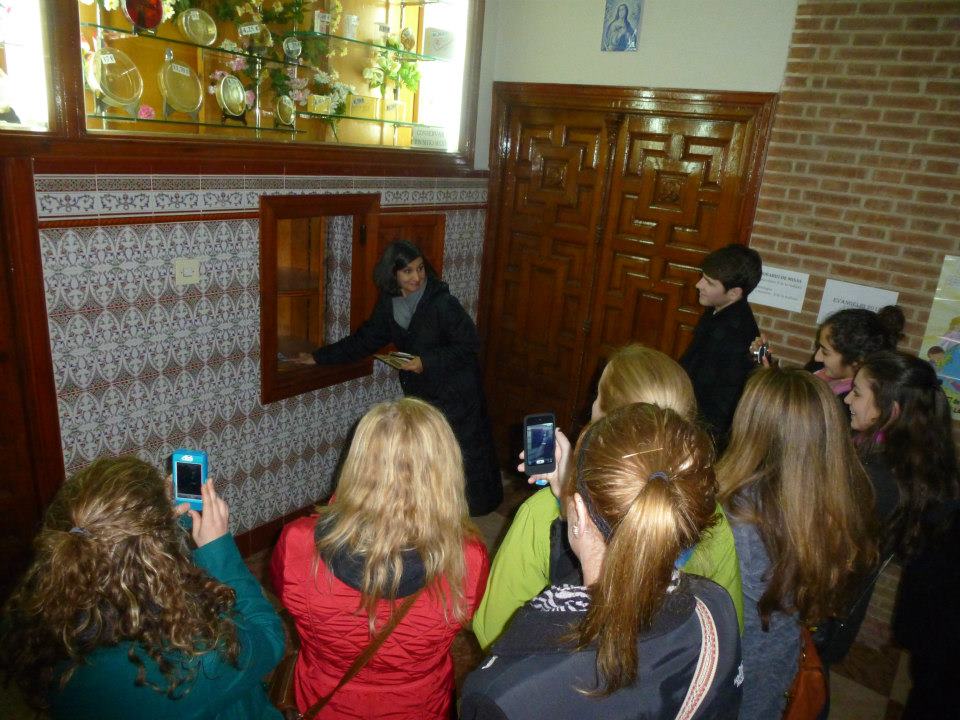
[245,90,256,108]
[138,105,156,120]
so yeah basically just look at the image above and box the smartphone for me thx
[172,449,208,511]
[523,413,557,477]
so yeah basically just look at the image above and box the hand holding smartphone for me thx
[172,449,208,511]
[523,413,557,484]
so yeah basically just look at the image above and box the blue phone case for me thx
[172,449,208,511]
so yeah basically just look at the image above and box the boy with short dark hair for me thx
[680,244,762,445]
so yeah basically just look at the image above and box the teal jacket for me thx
[473,488,744,649]
[48,534,285,720]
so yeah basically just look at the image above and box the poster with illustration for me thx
[601,0,642,52]
[921,254,960,418]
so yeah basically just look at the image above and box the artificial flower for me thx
[137,104,155,119]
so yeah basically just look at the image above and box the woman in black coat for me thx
[300,240,502,516]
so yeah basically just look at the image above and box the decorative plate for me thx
[86,48,143,108]
[215,74,246,116]
[276,95,295,125]
[122,0,164,32]
[176,8,217,46]
[158,60,202,114]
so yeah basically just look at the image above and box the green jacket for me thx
[48,534,285,720]
[473,488,744,649]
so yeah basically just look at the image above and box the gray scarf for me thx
[392,283,426,329]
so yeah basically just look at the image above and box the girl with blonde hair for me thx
[462,403,742,718]
[472,343,743,649]
[270,397,489,719]
[0,456,285,719]
[718,368,877,720]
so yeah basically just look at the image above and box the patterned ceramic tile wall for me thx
[36,173,488,534]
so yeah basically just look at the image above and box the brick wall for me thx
[749,0,960,363]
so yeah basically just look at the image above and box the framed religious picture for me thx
[601,0,642,52]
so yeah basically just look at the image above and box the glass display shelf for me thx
[299,110,441,131]
[278,267,321,294]
[81,23,310,70]
[87,113,304,136]
[287,30,450,63]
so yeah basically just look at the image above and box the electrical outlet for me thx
[174,257,202,287]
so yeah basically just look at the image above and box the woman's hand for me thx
[400,356,423,374]
[749,333,776,368]
[175,478,230,548]
[518,428,572,499]
[293,352,316,365]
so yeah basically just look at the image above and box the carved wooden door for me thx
[479,84,775,454]
[481,104,617,455]
[577,103,775,414]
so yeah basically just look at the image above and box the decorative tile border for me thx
[35,174,488,221]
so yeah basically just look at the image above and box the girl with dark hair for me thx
[0,457,285,719]
[461,403,742,720]
[718,368,877,720]
[299,240,502,516]
[845,351,960,717]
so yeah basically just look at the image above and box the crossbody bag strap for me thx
[301,587,424,720]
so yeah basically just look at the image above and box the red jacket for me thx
[270,515,490,719]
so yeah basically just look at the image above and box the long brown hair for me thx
[0,456,239,707]
[316,398,476,629]
[717,368,878,626]
[561,402,717,694]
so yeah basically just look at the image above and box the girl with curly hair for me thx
[0,456,285,719]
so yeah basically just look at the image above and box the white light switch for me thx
[174,257,202,287]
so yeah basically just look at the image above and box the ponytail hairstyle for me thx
[372,240,438,296]
[819,305,905,368]
[717,368,878,627]
[316,398,476,630]
[855,351,960,559]
[561,402,717,695]
[0,457,239,708]
[595,344,697,420]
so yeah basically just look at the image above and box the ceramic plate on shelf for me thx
[215,74,247,116]
[176,8,217,46]
[276,95,295,125]
[86,48,143,108]
[158,60,202,114]
[122,0,164,32]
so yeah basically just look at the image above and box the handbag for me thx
[782,625,828,720]
[268,588,423,720]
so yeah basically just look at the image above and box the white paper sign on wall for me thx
[751,265,809,313]
[816,278,899,323]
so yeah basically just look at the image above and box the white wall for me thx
[474,0,799,169]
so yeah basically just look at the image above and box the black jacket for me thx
[460,576,742,720]
[679,298,759,443]
[313,278,502,515]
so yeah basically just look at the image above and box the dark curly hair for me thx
[0,457,240,708]
[372,240,438,296]
[819,305,904,367]
[856,351,960,559]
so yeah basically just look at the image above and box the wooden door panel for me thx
[484,106,614,454]
[577,108,770,412]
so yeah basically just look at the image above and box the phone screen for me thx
[525,422,556,467]
[176,462,203,499]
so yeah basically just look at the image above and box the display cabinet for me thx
[75,0,474,152]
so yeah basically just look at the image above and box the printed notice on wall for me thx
[751,266,809,313]
[412,126,447,150]
[921,254,960,418]
[816,279,899,323]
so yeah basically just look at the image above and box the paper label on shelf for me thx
[376,23,391,35]
[424,27,455,59]
[313,11,331,32]
[100,53,116,65]
[348,95,379,119]
[170,63,192,77]
[308,94,332,114]
[412,126,447,150]
[239,23,262,37]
